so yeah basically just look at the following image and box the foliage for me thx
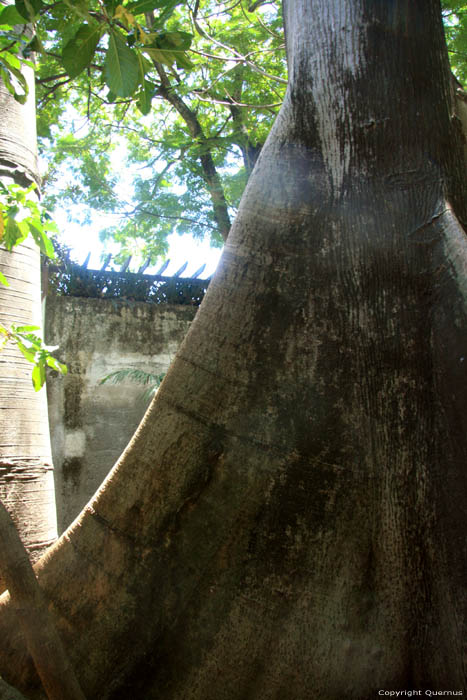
[0,184,67,390]
[33,0,286,264]
[443,0,467,85]
[0,323,67,391]
[0,4,33,104]
[0,182,56,264]
[99,366,165,402]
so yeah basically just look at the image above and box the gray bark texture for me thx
[0,1,465,698]
[0,60,57,586]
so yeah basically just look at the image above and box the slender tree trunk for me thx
[0,58,57,586]
[0,1,465,698]
[229,102,262,177]
[228,69,263,176]
[154,64,232,241]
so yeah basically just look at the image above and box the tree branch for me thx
[153,62,232,240]
[190,11,287,85]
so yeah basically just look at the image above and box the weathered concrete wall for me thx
[44,296,196,533]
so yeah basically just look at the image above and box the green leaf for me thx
[46,355,67,374]
[3,217,26,249]
[29,223,56,258]
[0,57,28,102]
[25,35,43,54]
[161,31,193,51]
[17,341,36,363]
[6,63,28,102]
[137,79,155,115]
[32,361,46,391]
[175,52,194,71]
[105,29,140,97]
[15,0,43,21]
[125,0,178,14]
[62,23,103,79]
[0,66,18,100]
[145,46,176,68]
[0,5,27,26]
[15,325,40,332]
[0,270,9,286]
[1,51,21,71]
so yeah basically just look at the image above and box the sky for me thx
[45,109,225,281]
[54,210,223,279]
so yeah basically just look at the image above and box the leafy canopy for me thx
[443,0,467,84]
[34,0,285,263]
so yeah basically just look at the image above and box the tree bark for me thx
[0,59,58,589]
[0,500,86,700]
[229,102,262,177]
[0,1,465,698]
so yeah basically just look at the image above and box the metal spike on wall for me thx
[120,256,132,272]
[101,254,112,271]
[173,262,188,277]
[191,264,206,279]
[138,258,151,274]
[156,260,170,275]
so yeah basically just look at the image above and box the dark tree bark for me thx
[0,1,465,698]
[229,102,262,177]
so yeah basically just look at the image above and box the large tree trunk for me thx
[0,1,465,698]
[0,58,58,584]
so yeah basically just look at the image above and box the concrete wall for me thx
[44,295,196,533]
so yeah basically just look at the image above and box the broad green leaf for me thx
[62,23,102,79]
[125,0,178,14]
[6,63,28,102]
[17,341,36,363]
[0,58,28,102]
[15,219,29,238]
[15,0,43,21]
[0,5,27,26]
[145,46,176,68]
[4,217,25,249]
[160,31,193,51]
[137,79,155,115]
[145,31,193,70]
[1,51,21,70]
[105,29,140,97]
[46,355,67,374]
[25,35,43,54]
[32,361,46,391]
[15,325,40,332]
[0,270,9,287]
[175,52,194,71]
[29,223,56,258]
[0,66,17,100]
